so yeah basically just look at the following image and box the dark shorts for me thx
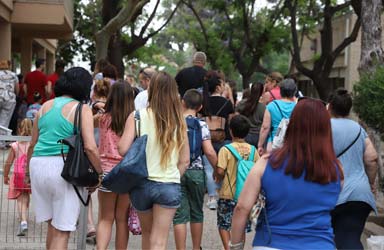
[173,170,205,225]
[217,198,251,232]
[130,179,181,212]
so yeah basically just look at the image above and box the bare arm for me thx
[261,91,271,106]
[46,81,52,99]
[3,148,15,185]
[81,105,102,174]
[364,138,378,192]
[177,130,190,177]
[258,109,271,156]
[230,156,268,245]
[14,79,19,96]
[202,139,217,167]
[118,112,136,156]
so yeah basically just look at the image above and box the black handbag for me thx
[58,102,99,206]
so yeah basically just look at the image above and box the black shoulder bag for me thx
[58,103,99,206]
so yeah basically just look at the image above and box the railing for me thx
[0,135,86,250]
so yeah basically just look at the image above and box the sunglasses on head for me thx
[139,69,151,79]
[297,96,327,106]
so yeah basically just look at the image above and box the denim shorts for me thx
[217,198,251,232]
[130,179,181,212]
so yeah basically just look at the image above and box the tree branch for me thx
[139,0,160,37]
[330,1,351,14]
[182,0,209,48]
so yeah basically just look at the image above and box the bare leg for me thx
[96,191,117,250]
[190,223,203,250]
[87,197,96,235]
[46,220,54,250]
[173,223,187,250]
[219,229,230,250]
[150,204,177,250]
[137,210,153,250]
[19,193,29,222]
[49,226,70,250]
[114,194,130,250]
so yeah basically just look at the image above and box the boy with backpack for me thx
[215,115,259,249]
[173,89,218,250]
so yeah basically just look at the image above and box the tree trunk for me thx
[359,0,384,73]
[241,73,252,90]
[313,76,333,101]
[108,32,124,79]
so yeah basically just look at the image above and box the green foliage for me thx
[353,66,384,137]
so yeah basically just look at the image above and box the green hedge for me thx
[353,66,384,138]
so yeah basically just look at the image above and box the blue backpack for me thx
[225,144,256,201]
[186,116,203,162]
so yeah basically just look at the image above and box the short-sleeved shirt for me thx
[266,100,296,142]
[25,70,47,104]
[134,90,148,110]
[188,117,211,170]
[269,86,281,102]
[331,118,377,212]
[236,100,265,134]
[47,72,59,99]
[26,103,42,120]
[217,142,259,200]
[175,65,207,97]
[0,70,18,102]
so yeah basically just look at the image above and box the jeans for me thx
[331,201,372,250]
[203,155,220,197]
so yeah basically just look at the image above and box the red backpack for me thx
[14,154,27,189]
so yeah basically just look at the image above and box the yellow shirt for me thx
[139,109,181,183]
[217,141,259,200]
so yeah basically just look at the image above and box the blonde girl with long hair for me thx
[3,118,33,236]
[118,71,190,250]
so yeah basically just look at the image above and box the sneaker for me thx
[17,222,27,236]
[206,197,217,210]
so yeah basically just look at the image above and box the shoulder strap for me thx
[273,101,285,118]
[337,127,362,158]
[134,110,141,137]
[215,99,229,116]
[269,90,276,100]
[224,144,243,161]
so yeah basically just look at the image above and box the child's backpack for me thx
[14,153,27,189]
[186,116,203,162]
[225,144,256,201]
[271,101,290,150]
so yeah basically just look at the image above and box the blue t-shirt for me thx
[331,118,376,213]
[26,103,42,120]
[253,159,341,249]
[266,100,296,142]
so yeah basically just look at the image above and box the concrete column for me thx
[0,22,11,61]
[46,52,55,75]
[37,47,47,73]
[21,38,32,75]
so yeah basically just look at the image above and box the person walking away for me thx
[214,115,259,250]
[173,89,218,250]
[258,79,297,156]
[118,71,190,250]
[46,59,66,100]
[24,58,47,105]
[328,88,378,250]
[95,81,135,250]
[134,67,157,110]
[0,59,18,148]
[3,118,33,236]
[230,98,343,250]
[261,72,283,105]
[236,82,265,147]
[26,92,43,120]
[175,51,208,97]
[201,70,234,210]
[26,67,103,250]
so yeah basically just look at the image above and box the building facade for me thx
[0,0,73,75]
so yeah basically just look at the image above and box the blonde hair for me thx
[148,72,186,168]
[93,78,111,99]
[18,119,33,136]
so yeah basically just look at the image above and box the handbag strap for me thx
[134,111,141,137]
[337,127,362,158]
[73,186,91,206]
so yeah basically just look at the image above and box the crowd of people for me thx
[0,51,379,250]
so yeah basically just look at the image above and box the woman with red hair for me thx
[230,98,343,250]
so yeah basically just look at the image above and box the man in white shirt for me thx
[134,67,157,110]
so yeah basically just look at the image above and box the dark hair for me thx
[104,81,134,136]
[55,59,66,69]
[17,74,23,83]
[183,89,203,110]
[33,91,42,102]
[35,58,45,69]
[328,88,352,117]
[230,115,250,138]
[202,70,222,116]
[241,82,263,117]
[270,99,343,184]
[54,67,93,102]
[280,78,297,98]
[102,64,118,80]
[95,59,109,74]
